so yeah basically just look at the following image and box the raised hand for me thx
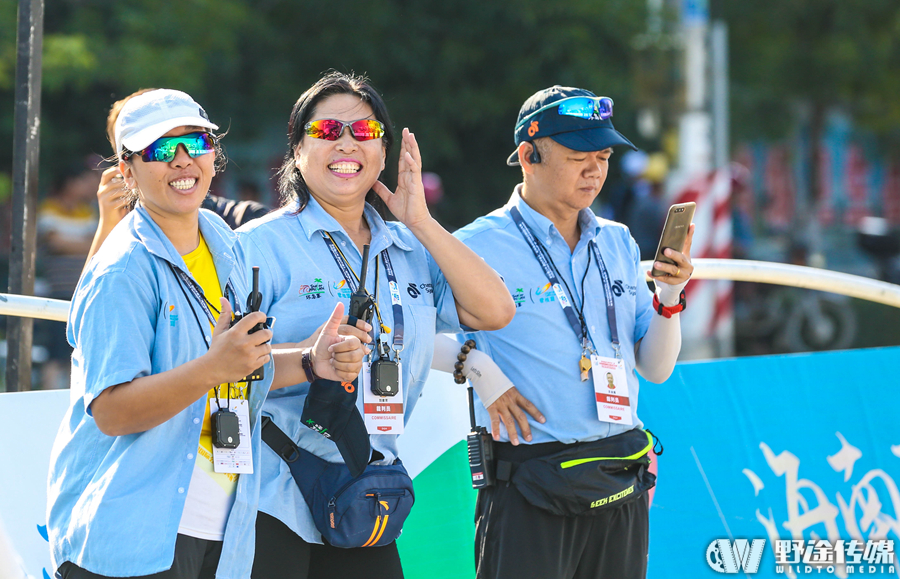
[298,313,373,350]
[311,302,366,382]
[97,166,130,225]
[372,128,432,230]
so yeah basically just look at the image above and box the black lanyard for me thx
[170,263,239,342]
[321,233,404,353]
[509,206,620,355]
[169,263,243,407]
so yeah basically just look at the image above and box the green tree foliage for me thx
[1,0,649,227]
[5,1,900,225]
[719,0,900,145]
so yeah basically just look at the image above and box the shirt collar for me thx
[295,195,412,252]
[505,184,602,248]
[131,205,237,285]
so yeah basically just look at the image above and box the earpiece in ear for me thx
[529,143,542,164]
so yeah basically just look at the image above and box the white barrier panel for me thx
[0,374,470,578]
[0,391,70,579]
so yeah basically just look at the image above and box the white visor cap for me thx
[114,89,218,159]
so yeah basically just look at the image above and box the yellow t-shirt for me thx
[177,234,248,541]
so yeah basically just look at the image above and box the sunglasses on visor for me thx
[304,119,385,142]
[123,132,216,163]
[515,96,615,130]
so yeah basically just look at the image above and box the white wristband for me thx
[463,348,515,408]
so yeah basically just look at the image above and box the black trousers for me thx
[252,511,404,579]
[56,534,223,579]
[475,442,650,579]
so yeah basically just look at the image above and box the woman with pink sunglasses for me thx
[239,72,515,578]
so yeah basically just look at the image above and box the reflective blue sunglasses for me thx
[123,132,216,163]
[516,96,615,130]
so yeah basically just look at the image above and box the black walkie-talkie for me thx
[232,266,266,382]
[467,386,495,488]
[348,244,376,327]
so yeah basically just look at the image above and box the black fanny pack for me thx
[500,428,658,517]
[261,416,415,548]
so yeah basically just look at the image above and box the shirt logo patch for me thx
[167,303,178,326]
[512,287,526,308]
[406,282,433,299]
[533,284,556,304]
[299,278,325,300]
[612,280,637,297]
[330,280,351,299]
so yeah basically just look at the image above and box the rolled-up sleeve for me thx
[632,238,655,342]
[69,270,158,414]
[425,249,462,334]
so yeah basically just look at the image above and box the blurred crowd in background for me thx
[2,0,900,388]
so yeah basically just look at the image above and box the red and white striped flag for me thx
[845,145,870,226]
[817,145,835,225]
[670,167,733,358]
[883,159,900,225]
[764,145,795,230]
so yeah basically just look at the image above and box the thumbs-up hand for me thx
[310,302,366,382]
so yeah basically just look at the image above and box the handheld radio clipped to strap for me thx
[456,340,494,488]
[231,266,266,382]
[348,244,376,328]
[467,386,495,488]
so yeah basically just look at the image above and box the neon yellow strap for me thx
[559,431,654,469]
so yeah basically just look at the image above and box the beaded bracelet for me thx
[453,339,476,384]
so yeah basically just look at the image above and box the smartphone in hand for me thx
[650,202,695,278]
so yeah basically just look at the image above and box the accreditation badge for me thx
[361,361,405,435]
[591,355,633,426]
[209,398,253,474]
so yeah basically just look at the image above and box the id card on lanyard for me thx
[170,264,258,471]
[209,397,254,473]
[321,234,406,434]
[509,207,633,425]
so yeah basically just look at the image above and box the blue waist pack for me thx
[261,416,415,548]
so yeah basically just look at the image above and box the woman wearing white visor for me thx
[46,89,364,579]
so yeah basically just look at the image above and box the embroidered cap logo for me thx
[528,121,539,137]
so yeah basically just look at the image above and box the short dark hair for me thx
[276,71,395,211]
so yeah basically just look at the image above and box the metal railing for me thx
[637,258,900,308]
[2,259,900,326]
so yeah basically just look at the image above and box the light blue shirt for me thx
[47,207,273,579]
[454,186,655,444]
[237,197,461,543]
